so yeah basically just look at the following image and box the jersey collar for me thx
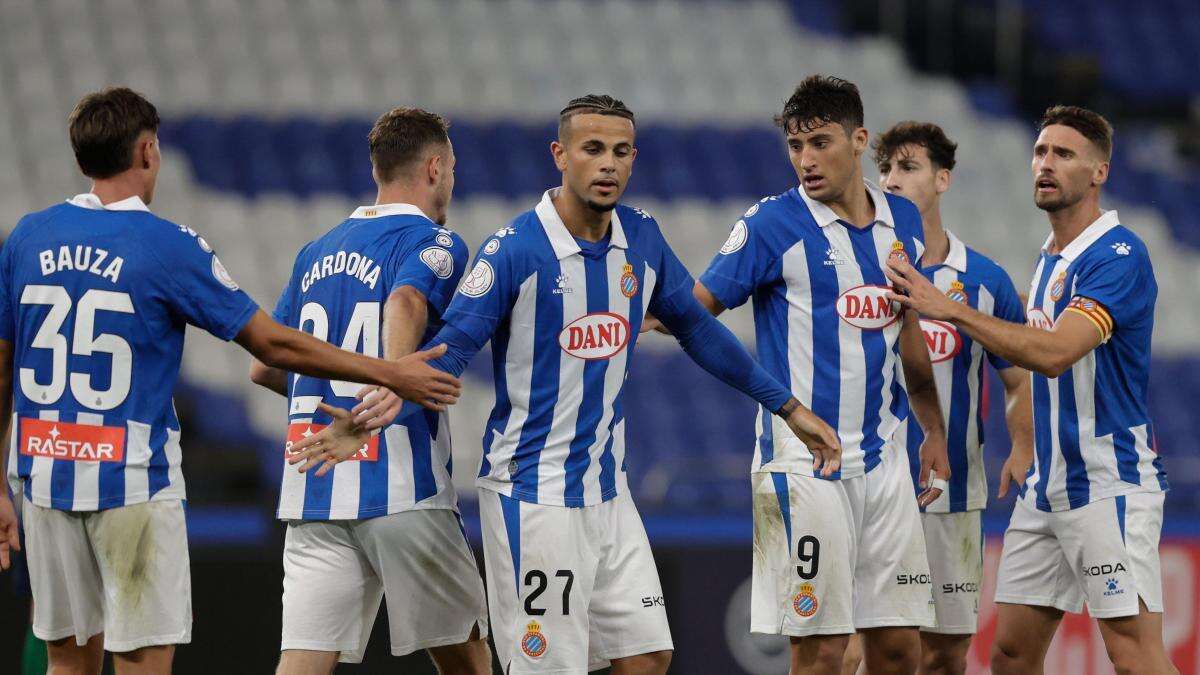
[941,229,968,272]
[535,188,629,260]
[797,179,895,229]
[1041,210,1121,262]
[348,203,429,220]
[67,193,150,212]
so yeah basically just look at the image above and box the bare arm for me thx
[897,310,950,505]
[886,260,1102,377]
[0,340,18,569]
[996,365,1035,498]
[350,286,431,427]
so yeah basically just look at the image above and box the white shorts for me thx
[921,510,982,635]
[750,446,934,637]
[23,498,191,652]
[479,488,673,674]
[280,508,488,663]
[995,492,1164,618]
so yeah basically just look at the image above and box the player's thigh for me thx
[280,520,379,660]
[990,602,1062,669]
[46,632,105,675]
[587,493,672,671]
[87,500,192,652]
[354,509,489,657]
[22,499,105,644]
[1055,493,1163,619]
[479,489,597,674]
[111,644,176,675]
[750,472,855,638]
[1095,599,1174,673]
[855,452,934,631]
[921,511,983,636]
[994,498,1083,614]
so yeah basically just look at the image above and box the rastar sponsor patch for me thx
[558,312,630,360]
[920,319,963,363]
[20,418,126,462]
[836,285,900,330]
[285,423,379,461]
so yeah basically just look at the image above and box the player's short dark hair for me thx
[873,121,958,172]
[1038,105,1113,160]
[368,107,451,183]
[68,87,160,180]
[775,75,864,135]
[558,94,635,139]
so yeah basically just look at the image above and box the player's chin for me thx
[584,196,619,213]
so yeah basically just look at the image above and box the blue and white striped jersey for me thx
[903,230,1025,512]
[699,181,925,479]
[442,189,697,507]
[272,203,469,520]
[3,194,258,511]
[1021,210,1167,512]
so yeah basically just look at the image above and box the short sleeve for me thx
[390,230,470,316]
[148,224,259,340]
[1069,246,1152,335]
[698,208,779,310]
[0,232,17,342]
[985,266,1025,370]
[440,235,522,347]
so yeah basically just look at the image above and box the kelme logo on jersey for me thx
[460,260,494,297]
[920,319,963,364]
[285,423,379,461]
[836,285,899,330]
[620,263,638,298]
[19,418,126,463]
[946,280,967,303]
[1027,308,1053,331]
[792,583,819,617]
[720,220,748,254]
[559,312,631,360]
[521,620,548,658]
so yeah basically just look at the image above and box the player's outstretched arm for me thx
[996,366,1035,498]
[234,310,459,411]
[898,309,951,507]
[349,285,430,429]
[248,359,288,397]
[886,259,1102,377]
[0,340,19,570]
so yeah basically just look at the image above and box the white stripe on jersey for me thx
[29,410,58,506]
[489,274,540,485]
[73,412,104,508]
[538,256,588,503]
[125,420,152,505]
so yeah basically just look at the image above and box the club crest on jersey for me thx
[459,260,494,297]
[920,319,963,364]
[559,312,630,360]
[720,220,748,254]
[620,263,638,298]
[1027,308,1053,331]
[419,246,454,279]
[888,240,909,265]
[945,280,967,303]
[521,620,548,658]
[836,285,900,330]
[1049,271,1066,301]
[793,583,819,617]
[19,418,126,462]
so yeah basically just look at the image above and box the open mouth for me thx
[592,179,618,195]
[803,174,826,190]
[1036,177,1058,193]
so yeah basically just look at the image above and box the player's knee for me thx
[792,635,849,673]
[921,645,968,675]
[639,649,672,674]
[989,639,1032,675]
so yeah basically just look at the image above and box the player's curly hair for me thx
[1038,105,1113,160]
[368,107,451,183]
[68,87,160,179]
[873,121,958,172]
[775,75,864,135]
[558,94,635,139]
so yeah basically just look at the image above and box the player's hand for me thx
[637,313,672,337]
[917,432,951,508]
[0,495,21,570]
[385,344,461,411]
[351,385,402,431]
[998,445,1034,499]
[286,403,373,477]
[784,406,841,477]
[884,259,959,321]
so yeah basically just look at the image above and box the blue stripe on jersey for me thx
[359,428,388,515]
[147,425,172,499]
[303,467,333,519]
[480,324,513,479]
[1052,274,1090,507]
[1030,262,1056,507]
[50,458,75,510]
[99,446,124,506]
[771,472,793,548]
[846,227,888,472]
[1115,495,1127,543]
[945,283,977,511]
[512,262,566,502]
[409,417,437,503]
[803,233,842,480]
[564,255,611,504]
[500,492,522,591]
[1112,427,1141,485]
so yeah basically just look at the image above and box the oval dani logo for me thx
[920,319,962,364]
[836,285,900,330]
[558,312,631,360]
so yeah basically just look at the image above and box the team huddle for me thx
[0,74,1173,675]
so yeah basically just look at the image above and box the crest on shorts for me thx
[793,583,819,617]
[887,240,909,265]
[946,280,967,304]
[1049,271,1066,302]
[620,263,638,298]
[521,620,548,658]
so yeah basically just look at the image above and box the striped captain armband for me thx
[1064,296,1114,342]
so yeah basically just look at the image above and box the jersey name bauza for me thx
[272,203,468,520]
[903,231,1024,512]
[700,182,924,479]
[1022,210,1166,512]
[442,189,698,507]
[3,194,257,511]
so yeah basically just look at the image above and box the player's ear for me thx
[935,168,951,195]
[1093,159,1109,187]
[550,140,567,172]
[138,134,154,170]
[427,153,443,186]
[852,127,869,156]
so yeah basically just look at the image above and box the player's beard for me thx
[1034,187,1079,213]
[584,198,617,213]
